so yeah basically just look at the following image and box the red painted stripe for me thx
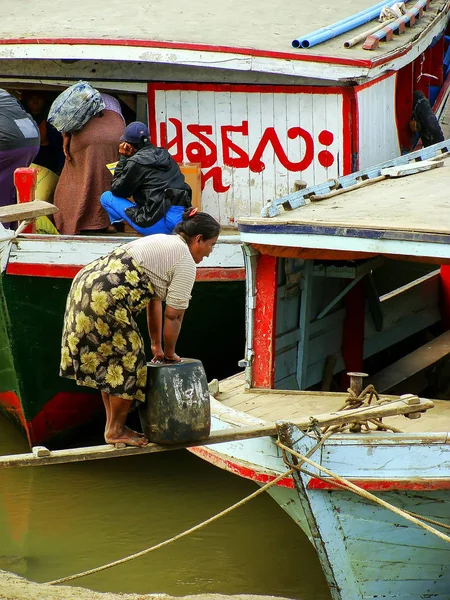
[341,89,355,175]
[0,37,375,68]
[196,267,245,281]
[6,262,84,279]
[27,391,103,446]
[190,446,295,489]
[147,84,157,146]
[308,477,450,491]
[432,70,450,111]
[149,82,349,95]
[0,389,102,447]
[0,391,31,446]
[6,262,245,281]
[354,71,395,93]
[252,255,278,388]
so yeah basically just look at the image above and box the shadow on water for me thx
[0,415,331,599]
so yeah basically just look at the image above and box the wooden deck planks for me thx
[240,158,450,239]
[219,380,450,433]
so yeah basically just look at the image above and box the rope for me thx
[46,467,294,586]
[46,429,333,586]
[322,384,401,434]
[285,462,450,532]
[277,441,450,544]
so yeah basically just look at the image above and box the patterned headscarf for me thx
[101,93,125,124]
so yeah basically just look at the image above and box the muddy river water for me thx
[0,414,331,599]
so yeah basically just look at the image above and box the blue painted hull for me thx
[287,429,450,600]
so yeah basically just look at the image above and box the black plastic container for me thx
[139,358,211,444]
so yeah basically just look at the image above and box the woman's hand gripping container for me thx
[139,358,211,444]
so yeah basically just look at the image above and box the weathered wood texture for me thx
[289,428,450,600]
[0,397,434,469]
[219,373,450,435]
[371,330,450,392]
[0,0,446,61]
[242,157,450,237]
[0,200,57,223]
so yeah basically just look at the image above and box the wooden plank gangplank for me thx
[0,397,434,469]
[0,200,57,223]
[371,330,450,392]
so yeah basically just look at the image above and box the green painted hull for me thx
[0,273,245,447]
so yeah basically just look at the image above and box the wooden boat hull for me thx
[189,398,450,600]
[0,270,245,447]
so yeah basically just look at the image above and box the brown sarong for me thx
[54,110,124,234]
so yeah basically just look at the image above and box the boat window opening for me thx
[6,84,148,238]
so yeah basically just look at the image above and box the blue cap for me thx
[120,121,150,144]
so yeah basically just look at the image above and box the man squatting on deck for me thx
[100,121,192,235]
[59,211,220,446]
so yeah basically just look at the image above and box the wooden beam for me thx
[0,200,57,223]
[0,397,434,469]
[297,260,314,389]
[371,330,450,392]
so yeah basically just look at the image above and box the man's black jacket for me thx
[111,144,191,228]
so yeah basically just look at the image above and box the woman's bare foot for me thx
[125,426,146,439]
[105,427,148,447]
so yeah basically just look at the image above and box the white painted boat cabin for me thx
[0,0,449,228]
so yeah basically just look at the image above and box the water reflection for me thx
[0,415,330,598]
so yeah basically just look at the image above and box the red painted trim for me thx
[351,88,360,173]
[354,71,395,92]
[0,37,375,68]
[149,82,349,95]
[439,265,450,329]
[0,391,31,446]
[432,69,450,112]
[147,84,157,146]
[6,262,245,281]
[0,389,103,447]
[308,477,450,491]
[195,268,246,282]
[27,391,102,446]
[341,89,355,176]
[6,262,84,279]
[190,446,294,489]
[252,254,278,388]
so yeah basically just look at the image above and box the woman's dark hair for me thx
[173,209,221,240]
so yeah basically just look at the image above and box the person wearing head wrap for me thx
[53,89,125,234]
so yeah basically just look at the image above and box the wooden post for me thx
[341,278,366,390]
[252,254,278,388]
[14,167,37,233]
[439,265,450,330]
[296,260,314,389]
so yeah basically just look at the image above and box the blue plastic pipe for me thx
[291,0,391,48]
[292,0,405,49]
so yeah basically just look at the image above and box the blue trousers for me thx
[100,191,184,235]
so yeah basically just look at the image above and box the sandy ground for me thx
[0,571,293,600]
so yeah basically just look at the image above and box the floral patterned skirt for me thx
[60,247,154,402]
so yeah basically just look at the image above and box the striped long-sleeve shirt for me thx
[125,234,196,310]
